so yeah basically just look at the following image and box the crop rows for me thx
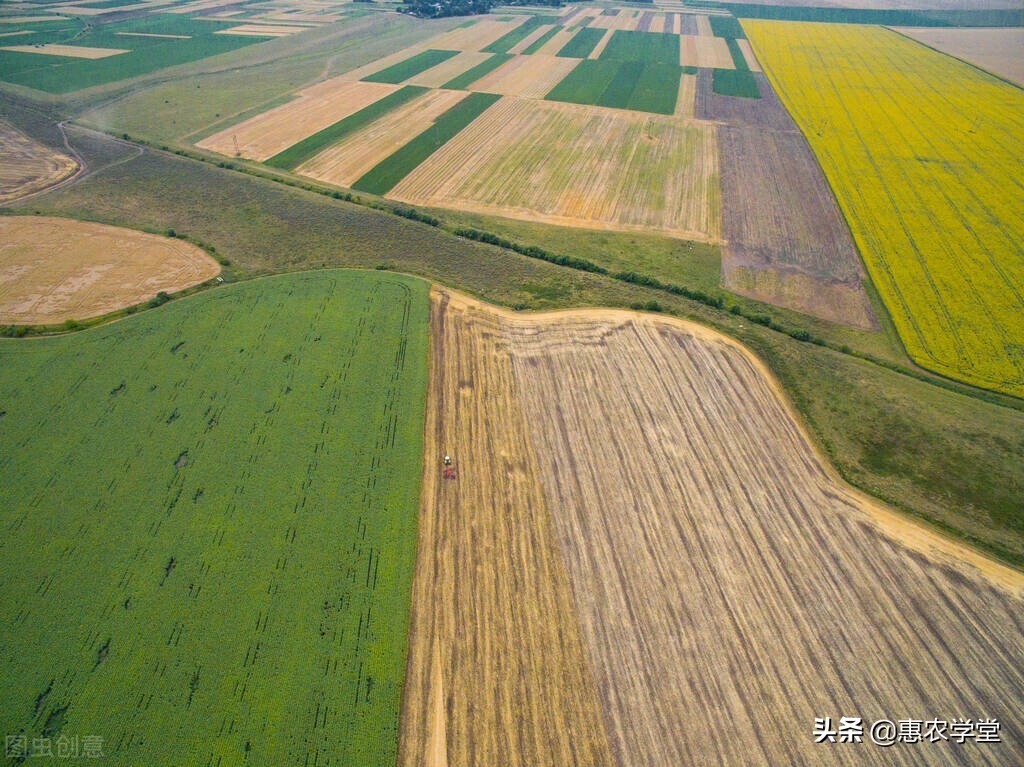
[362,49,460,84]
[746,21,1024,395]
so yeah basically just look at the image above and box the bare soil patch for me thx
[895,26,1024,85]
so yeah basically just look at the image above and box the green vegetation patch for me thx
[546,58,680,114]
[556,26,605,58]
[0,14,268,93]
[710,15,746,38]
[599,30,680,66]
[725,36,749,70]
[265,86,428,170]
[712,67,759,98]
[353,91,502,195]
[362,48,459,84]
[522,24,562,55]
[442,52,511,89]
[483,15,560,54]
[0,270,429,766]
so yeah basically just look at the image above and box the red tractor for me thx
[442,454,456,480]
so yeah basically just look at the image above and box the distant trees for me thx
[400,0,563,19]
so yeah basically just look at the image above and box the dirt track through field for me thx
[0,217,220,324]
[0,118,78,204]
[403,288,1024,766]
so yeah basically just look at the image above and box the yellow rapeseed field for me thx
[745,21,1024,397]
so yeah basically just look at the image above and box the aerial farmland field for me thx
[0,271,428,765]
[745,21,1024,396]
[2,1,1024,765]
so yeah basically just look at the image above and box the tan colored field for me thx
[0,217,220,324]
[737,37,762,72]
[696,13,713,36]
[426,18,525,52]
[337,45,429,81]
[682,34,734,68]
[0,16,60,23]
[391,97,719,241]
[0,118,78,204]
[895,27,1024,85]
[297,89,467,186]
[0,32,31,39]
[406,50,493,88]
[590,11,639,31]
[114,31,191,39]
[398,290,615,767]
[674,72,696,118]
[197,79,399,161]
[215,23,307,36]
[0,43,128,58]
[402,287,1024,766]
[467,54,579,99]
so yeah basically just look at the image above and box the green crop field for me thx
[442,52,510,89]
[265,86,428,170]
[556,27,605,58]
[546,59,681,114]
[0,270,428,766]
[362,49,459,84]
[523,25,562,54]
[482,15,559,54]
[712,67,758,97]
[353,91,502,195]
[0,14,273,93]
[599,30,679,66]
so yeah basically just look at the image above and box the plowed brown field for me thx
[0,217,220,324]
[0,118,78,203]
[402,288,1024,766]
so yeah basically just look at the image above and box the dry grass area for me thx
[674,72,697,118]
[0,43,128,58]
[895,27,1024,85]
[296,88,467,186]
[391,97,720,241]
[0,118,78,204]
[467,55,580,99]
[405,288,1024,766]
[197,78,399,161]
[398,289,615,767]
[406,50,493,88]
[0,216,220,324]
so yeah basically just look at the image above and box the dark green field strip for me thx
[706,2,1023,27]
[482,15,559,54]
[556,27,605,58]
[712,67,759,97]
[353,91,501,196]
[362,49,459,84]
[442,52,511,89]
[546,58,680,114]
[710,15,746,38]
[264,86,428,171]
[0,270,429,766]
[522,25,562,55]
[725,37,749,70]
[599,30,680,66]
[76,0,146,8]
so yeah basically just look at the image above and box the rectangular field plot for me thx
[362,49,460,84]
[600,30,680,65]
[546,58,682,115]
[483,15,560,54]
[556,26,605,58]
[747,21,1024,395]
[390,97,719,240]
[468,54,580,99]
[296,88,470,187]
[0,43,128,58]
[405,49,493,88]
[426,18,527,52]
[895,26,1024,86]
[0,271,428,767]
[198,78,401,161]
[680,34,735,68]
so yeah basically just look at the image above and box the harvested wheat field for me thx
[427,18,526,52]
[0,118,78,204]
[215,24,309,37]
[467,54,579,98]
[391,97,719,241]
[682,34,734,69]
[402,287,1024,766]
[0,217,220,324]
[398,289,615,767]
[297,88,467,187]
[198,78,399,160]
[895,27,1024,85]
[0,43,129,58]
[674,72,697,118]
